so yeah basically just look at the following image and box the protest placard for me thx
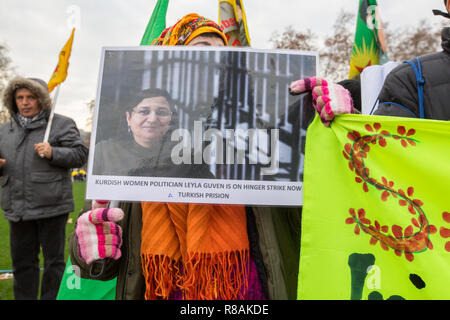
[86,46,317,205]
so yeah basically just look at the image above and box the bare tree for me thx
[270,9,446,82]
[85,99,95,131]
[270,26,318,51]
[0,42,15,124]
[385,20,446,62]
[0,44,14,87]
[270,10,355,82]
[320,10,355,81]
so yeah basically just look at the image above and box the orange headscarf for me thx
[140,13,248,300]
[151,13,228,46]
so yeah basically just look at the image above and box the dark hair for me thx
[127,88,174,112]
[125,88,179,136]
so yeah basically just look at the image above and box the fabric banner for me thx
[298,114,450,300]
[218,0,251,47]
[349,0,388,79]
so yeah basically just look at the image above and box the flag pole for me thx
[39,85,60,157]
[43,27,75,150]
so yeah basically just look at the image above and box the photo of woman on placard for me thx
[92,87,213,179]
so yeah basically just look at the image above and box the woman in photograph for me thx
[92,87,212,178]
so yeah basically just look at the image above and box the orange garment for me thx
[141,13,246,301]
[140,202,249,300]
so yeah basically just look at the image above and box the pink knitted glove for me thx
[289,77,355,126]
[75,207,124,265]
[92,200,110,210]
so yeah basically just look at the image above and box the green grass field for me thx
[0,181,86,300]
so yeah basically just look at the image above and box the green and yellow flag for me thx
[140,0,169,45]
[48,28,75,92]
[218,0,251,47]
[348,0,388,79]
[298,115,450,300]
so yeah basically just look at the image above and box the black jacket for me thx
[374,27,450,120]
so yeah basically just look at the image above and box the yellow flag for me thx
[48,28,75,92]
[218,0,251,47]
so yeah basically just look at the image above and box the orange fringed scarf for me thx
[140,202,249,300]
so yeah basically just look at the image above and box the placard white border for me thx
[86,46,318,206]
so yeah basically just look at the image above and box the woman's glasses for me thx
[132,107,172,118]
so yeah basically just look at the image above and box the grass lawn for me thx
[0,181,87,300]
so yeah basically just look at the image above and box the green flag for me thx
[298,114,450,300]
[57,257,116,300]
[349,0,388,78]
[140,0,169,45]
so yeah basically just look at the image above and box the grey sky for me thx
[0,0,447,130]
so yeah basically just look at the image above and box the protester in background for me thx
[69,13,279,300]
[290,0,450,122]
[0,77,89,300]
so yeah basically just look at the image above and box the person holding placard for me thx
[69,14,280,300]
[289,1,450,122]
